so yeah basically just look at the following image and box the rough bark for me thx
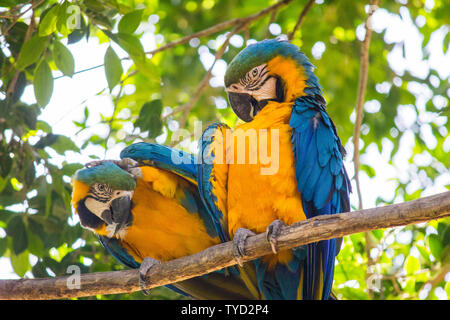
[0,191,449,300]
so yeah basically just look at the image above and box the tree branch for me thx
[352,0,378,211]
[288,0,315,41]
[6,6,36,97]
[1,0,44,36]
[69,0,293,78]
[146,0,292,56]
[0,191,449,300]
[265,9,279,38]
[167,22,248,134]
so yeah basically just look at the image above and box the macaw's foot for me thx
[232,228,255,267]
[115,158,139,170]
[85,160,108,168]
[139,257,161,295]
[266,219,287,254]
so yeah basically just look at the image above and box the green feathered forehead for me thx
[224,39,314,87]
[73,162,136,190]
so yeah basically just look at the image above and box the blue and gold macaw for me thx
[71,142,257,299]
[198,39,351,300]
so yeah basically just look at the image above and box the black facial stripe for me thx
[275,76,285,102]
[77,198,104,229]
[247,74,272,91]
[87,194,110,203]
[89,184,113,202]
[240,65,268,88]
[259,68,269,79]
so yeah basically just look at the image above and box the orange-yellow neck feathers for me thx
[71,180,90,212]
[267,56,308,102]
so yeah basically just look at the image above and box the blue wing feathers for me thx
[291,95,351,300]
[98,235,140,269]
[121,142,220,238]
[120,142,197,182]
[197,123,230,243]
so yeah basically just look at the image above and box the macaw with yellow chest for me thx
[71,142,257,299]
[198,39,351,300]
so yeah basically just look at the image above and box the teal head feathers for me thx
[224,39,322,122]
[72,161,135,238]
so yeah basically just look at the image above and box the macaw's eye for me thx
[96,183,107,192]
[252,68,258,77]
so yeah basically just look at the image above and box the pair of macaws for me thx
[71,39,351,300]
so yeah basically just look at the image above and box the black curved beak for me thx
[227,92,257,122]
[109,195,132,235]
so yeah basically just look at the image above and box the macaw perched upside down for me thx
[71,143,256,299]
[198,39,351,299]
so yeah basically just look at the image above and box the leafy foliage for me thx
[0,0,448,300]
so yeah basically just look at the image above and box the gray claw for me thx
[266,219,287,254]
[85,158,139,171]
[115,158,139,170]
[232,228,255,266]
[139,257,160,295]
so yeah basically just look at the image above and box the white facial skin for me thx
[226,64,278,102]
[84,183,133,237]
[84,184,133,218]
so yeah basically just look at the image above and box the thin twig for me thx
[418,264,450,296]
[170,118,218,148]
[288,0,315,40]
[0,191,449,299]
[265,9,278,38]
[147,0,292,56]
[6,7,36,97]
[103,83,124,157]
[2,0,44,36]
[352,0,379,300]
[174,23,246,133]
[353,0,378,211]
[165,22,248,135]
[68,0,293,78]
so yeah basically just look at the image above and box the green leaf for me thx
[134,100,163,138]
[10,250,30,277]
[34,133,59,149]
[62,163,84,176]
[39,5,59,37]
[134,58,161,83]
[31,261,48,278]
[56,2,71,36]
[360,164,376,178]
[6,215,28,255]
[416,245,431,263]
[16,35,47,70]
[427,234,443,260]
[50,135,80,154]
[115,33,145,60]
[53,41,75,77]
[0,237,7,257]
[404,255,420,275]
[104,46,123,91]
[118,10,143,34]
[67,14,87,45]
[24,163,35,187]
[27,231,44,257]
[34,60,54,107]
[36,120,52,133]
[371,229,383,241]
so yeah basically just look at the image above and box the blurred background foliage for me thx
[0,0,448,300]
